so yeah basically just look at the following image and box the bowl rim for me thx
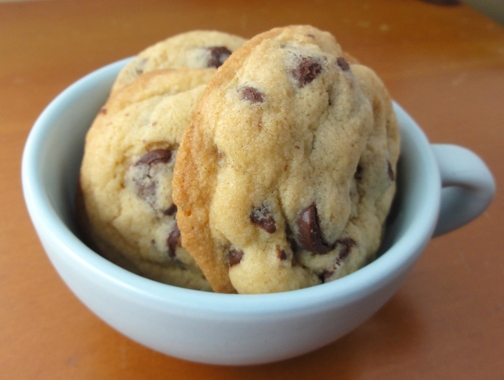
[21,59,441,315]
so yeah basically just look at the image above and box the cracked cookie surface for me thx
[172,25,400,294]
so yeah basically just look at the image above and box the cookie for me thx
[78,68,217,291]
[172,25,400,294]
[111,30,246,94]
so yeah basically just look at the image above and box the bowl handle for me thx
[431,144,496,237]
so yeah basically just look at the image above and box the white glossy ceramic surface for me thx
[21,60,496,365]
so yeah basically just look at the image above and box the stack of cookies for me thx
[77,26,400,294]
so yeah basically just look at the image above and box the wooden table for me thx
[1,0,503,378]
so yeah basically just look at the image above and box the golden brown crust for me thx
[172,27,305,293]
[172,28,296,293]
[173,122,234,292]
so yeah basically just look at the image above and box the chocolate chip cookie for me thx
[172,25,400,294]
[78,68,216,290]
[111,30,246,94]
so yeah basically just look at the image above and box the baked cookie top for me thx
[112,30,246,94]
[79,68,216,291]
[172,25,400,293]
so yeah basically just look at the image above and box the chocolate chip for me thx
[277,249,288,261]
[316,239,356,283]
[297,204,336,254]
[291,57,322,87]
[318,270,333,283]
[228,249,244,267]
[163,204,177,216]
[207,46,232,68]
[387,160,395,181]
[136,149,172,166]
[167,224,181,258]
[337,238,356,261]
[129,149,173,213]
[99,108,107,115]
[336,57,350,71]
[240,86,265,103]
[250,205,276,234]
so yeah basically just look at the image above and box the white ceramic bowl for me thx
[21,59,495,365]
